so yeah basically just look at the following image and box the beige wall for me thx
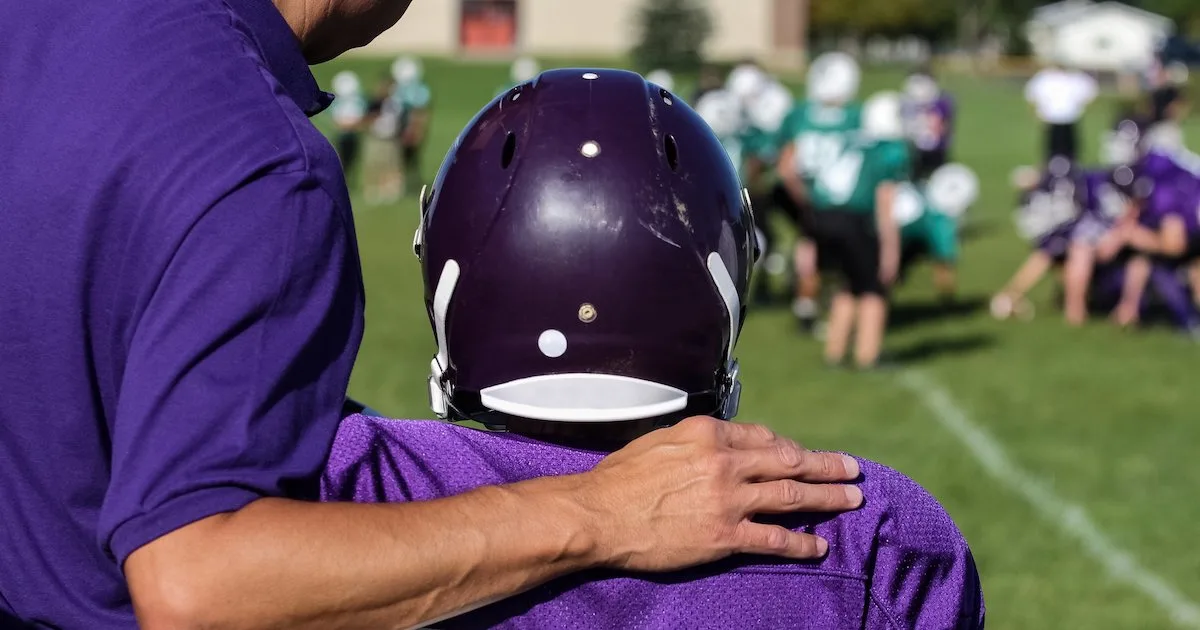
[365,0,458,54]
[362,0,786,63]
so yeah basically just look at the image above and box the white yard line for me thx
[897,370,1200,629]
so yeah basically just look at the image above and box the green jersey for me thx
[896,182,959,262]
[778,100,863,183]
[716,127,780,183]
[808,138,912,215]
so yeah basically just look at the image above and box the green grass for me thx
[310,57,1200,629]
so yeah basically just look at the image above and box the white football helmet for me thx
[926,163,980,219]
[891,182,926,227]
[862,91,904,140]
[391,56,423,85]
[646,69,676,93]
[726,63,769,103]
[746,82,793,134]
[807,52,861,104]
[331,71,362,97]
[694,89,742,139]
[511,56,540,84]
[903,73,939,104]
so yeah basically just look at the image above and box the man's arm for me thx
[128,418,863,630]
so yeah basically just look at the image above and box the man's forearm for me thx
[128,474,600,630]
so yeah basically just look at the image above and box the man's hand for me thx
[579,416,863,571]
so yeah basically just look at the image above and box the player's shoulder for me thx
[820,456,973,575]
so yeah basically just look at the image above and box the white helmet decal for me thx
[807,52,861,104]
[926,163,980,218]
[862,91,904,140]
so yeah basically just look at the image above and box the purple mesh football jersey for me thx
[1137,152,1200,233]
[321,415,985,630]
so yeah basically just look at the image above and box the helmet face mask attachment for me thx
[416,69,755,440]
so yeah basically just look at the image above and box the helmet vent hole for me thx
[501,132,517,169]
[660,88,673,106]
[664,134,679,171]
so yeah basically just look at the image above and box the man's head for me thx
[694,89,742,139]
[725,62,769,106]
[806,52,860,106]
[415,69,756,447]
[274,0,415,64]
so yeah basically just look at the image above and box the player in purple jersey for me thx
[902,71,955,181]
[1102,147,1200,332]
[320,68,985,629]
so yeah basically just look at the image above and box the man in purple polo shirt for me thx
[0,0,863,628]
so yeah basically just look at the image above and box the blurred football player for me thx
[323,68,984,629]
[901,70,956,181]
[991,154,1127,325]
[697,79,794,303]
[1100,133,1200,333]
[361,73,403,205]
[391,55,433,197]
[776,52,863,333]
[779,91,906,369]
[895,163,980,300]
[330,70,367,176]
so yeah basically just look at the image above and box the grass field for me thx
[309,57,1200,629]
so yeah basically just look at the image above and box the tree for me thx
[630,0,712,73]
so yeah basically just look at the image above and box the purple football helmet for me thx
[413,69,756,430]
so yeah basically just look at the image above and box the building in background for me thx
[363,0,809,69]
[1025,0,1173,72]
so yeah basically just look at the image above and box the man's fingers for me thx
[742,479,864,515]
[733,522,830,559]
[734,444,860,483]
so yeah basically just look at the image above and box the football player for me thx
[779,90,906,368]
[697,80,794,303]
[991,156,1127,324]
[390,55,433,197]
[329,70,366,176]
[775,52,864,333]
[901,70,956,182]
[1101,134,1200,333]
[323,68,984,629]
[894,163,980,300]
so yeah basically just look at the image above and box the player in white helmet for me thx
[330,71,366,175]
[389,55,433,197]
[782,90,907,368]
[775,52,864,333]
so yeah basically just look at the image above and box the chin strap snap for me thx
[718,359,741,420]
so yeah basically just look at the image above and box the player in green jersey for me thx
[895,164,979,300]
[778,90,908,369]
[774,52,864,331]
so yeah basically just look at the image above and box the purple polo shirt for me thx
[0,0,364,626]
